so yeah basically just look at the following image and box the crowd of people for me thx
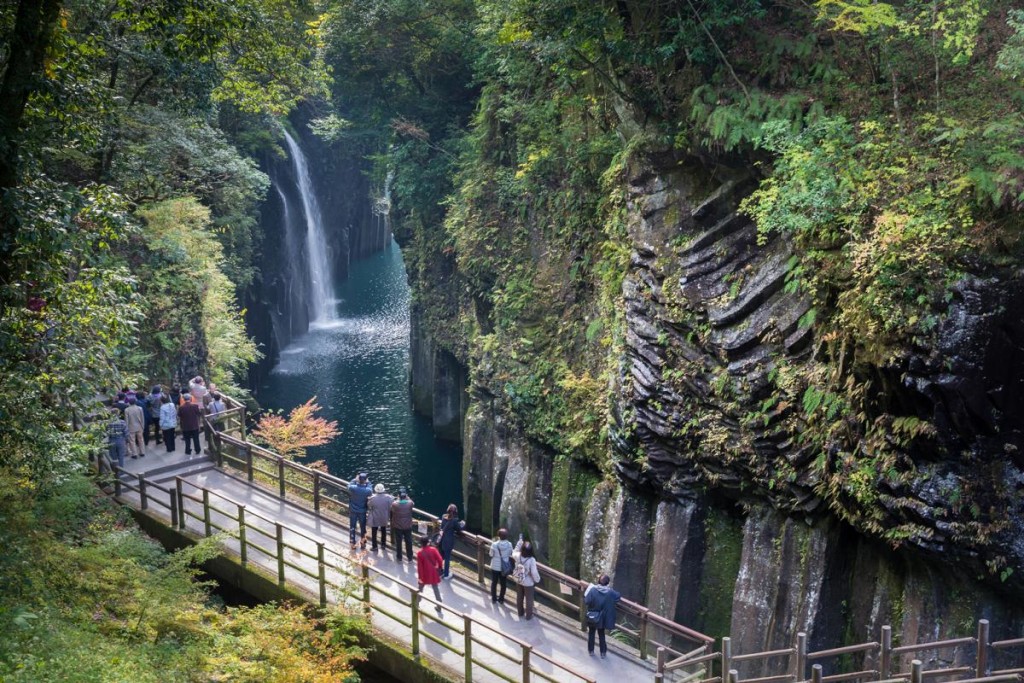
[104,376,227,467]
[346,471,622,656]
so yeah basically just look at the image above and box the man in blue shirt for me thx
[348,472,373,547]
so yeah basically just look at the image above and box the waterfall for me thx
[283,130,336,323]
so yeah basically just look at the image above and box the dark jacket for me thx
[390,497,415,530]
[439,515,462,555]
[584,583,622,630]
[178,402,202,431]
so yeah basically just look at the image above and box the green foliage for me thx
[134,197,261,392]
[0,179,141,483]
[0,469,366,681]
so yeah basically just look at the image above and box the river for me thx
[259,239,464,517]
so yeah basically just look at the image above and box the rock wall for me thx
[416,145,1024,655]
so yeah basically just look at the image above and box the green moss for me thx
[548,457,602,575]
[697,509,743,639]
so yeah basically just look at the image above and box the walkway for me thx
[113,434,667,683]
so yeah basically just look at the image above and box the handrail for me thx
[207,429,712,657]
[170,476,595,683]
[163,422,1024,683]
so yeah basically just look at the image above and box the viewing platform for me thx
[105,402,1024,683]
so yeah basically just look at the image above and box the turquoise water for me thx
[260,239,464,517]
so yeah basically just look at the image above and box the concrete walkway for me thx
[114,436,663,683]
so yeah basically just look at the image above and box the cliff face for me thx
[406,146,1024,645]
[246,116,385,389]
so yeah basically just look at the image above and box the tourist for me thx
[367,483,394,552]
[513,537,541,620]
[416,535,444,617]
[159,394,177,452]
[177,393,202,455]
[146,386,163,444]
[123,386,136,402]
[112,391,129,414]
[438,503,464,579]
[391,487,415,562]
[347,472,373,547]
[189,375,207,404]
[169,383,182,406]
[207,391,226,433]
[106,407,128,469]
[489,528,514,604]
[584,574,622,659]
[134,391,150,445]
[123,397,146,459]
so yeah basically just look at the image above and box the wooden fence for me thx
[111,402,1024,683]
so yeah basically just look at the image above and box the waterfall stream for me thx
[283,131,336,323]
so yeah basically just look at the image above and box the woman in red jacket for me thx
[416,536,445,617]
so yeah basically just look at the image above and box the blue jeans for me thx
[109,440,126,469]
[350,511,367,545]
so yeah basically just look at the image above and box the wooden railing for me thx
[203,426,714,664]
[656,621,1024,683]
[188,415,1023,683]
[170,476,596,683]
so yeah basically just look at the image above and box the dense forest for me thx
[3,0,1024,678]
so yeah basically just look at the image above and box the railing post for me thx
[114,468,122,497]
[176,478,185,529]
[313,472,321,515]
[361,563,371,617]
[796,631,807,681]
[138,474,148,510]
[411,589,420,656]
[657,647,667,674]
[639,608,650,660]
[477,541,486,584]
[722,637,733,682]
[881,625,892,679]
[275,523,285,586]
[213,430,223,467]
[277,456,286,498]
[169,488,178,527]
[731,669,741,683]
[240,405,247,440]
[811,664,822,683]
[202,489,211,536]
[238,504,247,567]
[911,660,922,683]
[976,620,989,678]
[522,643,532,683]
[317,542,327,608]
[464,614,473,682]
[578,580,587,631]
[245,444,254,482]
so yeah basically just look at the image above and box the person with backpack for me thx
[489,528,514,604]
[438,503,465,579]
[513,537,541,620]
[584,574,622,659]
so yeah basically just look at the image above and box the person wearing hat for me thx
[347,472,374,547]
[367,483,395,552]
[390,487,416,562]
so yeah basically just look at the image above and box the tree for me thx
[251,398,340,461]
